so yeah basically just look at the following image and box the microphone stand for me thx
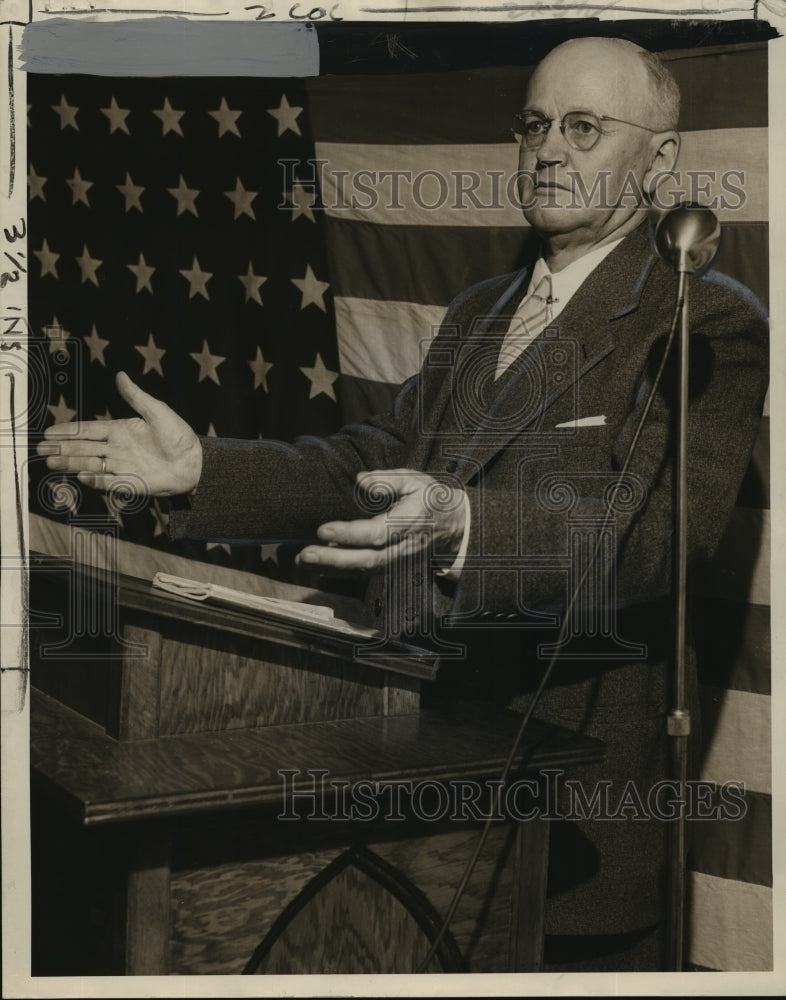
[665,265,690,972]
[655,205,721,971]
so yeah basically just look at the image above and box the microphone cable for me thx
[415,271,686,973]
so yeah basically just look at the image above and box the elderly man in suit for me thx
[41,37,768,970]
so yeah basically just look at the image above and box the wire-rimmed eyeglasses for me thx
[512,109,661,152]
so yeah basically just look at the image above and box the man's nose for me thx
[536,123,569,166]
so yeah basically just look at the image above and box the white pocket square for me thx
[555,415,607,428]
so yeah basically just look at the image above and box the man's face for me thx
[517,43,662,244]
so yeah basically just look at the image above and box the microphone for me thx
[653,200,721,969]
[654,203,721,274]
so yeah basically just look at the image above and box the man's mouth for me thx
[534,181,571,191]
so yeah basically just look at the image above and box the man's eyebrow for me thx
[518,107,604,117]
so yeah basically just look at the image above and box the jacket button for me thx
[445,460,458,473]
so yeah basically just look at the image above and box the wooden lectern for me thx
[29,554,604,975]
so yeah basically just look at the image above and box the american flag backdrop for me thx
[26,27,771,972]
[27,73,344,578]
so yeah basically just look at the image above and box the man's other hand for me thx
[37,371,203,497]
[297,469,467,571]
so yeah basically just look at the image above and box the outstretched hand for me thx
[297,469,467,572]
[38,371,203,497]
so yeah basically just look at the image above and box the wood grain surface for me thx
[169,823,517,974]
[254,862,447,974]
[157,626,387,734]
[118,625,161,740]
[125,832,172,974]
[509,817,550,971]
[32,690,605,825]
[31,564,428,742]
[383,670,420,716]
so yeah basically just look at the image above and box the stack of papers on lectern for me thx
[151,572,377,636]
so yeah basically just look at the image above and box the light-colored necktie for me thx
[495,274,555,380]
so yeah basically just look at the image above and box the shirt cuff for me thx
[436,491,471,581]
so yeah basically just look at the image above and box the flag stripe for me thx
[315,129,768,228]
[692,600,770,696]
[326,219,535,304]
[316,141,527,229]
[698,687,771,794]
[687,789,772,888]
[736,416,770,509]
[687,872,772,971]
[337,375,402,428]
[324,218,768,307]
[307,45,768,143]
[690,508,770,606]
[334,297,444,383]
[713,223,770,309]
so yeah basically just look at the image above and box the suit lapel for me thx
[453,221,658,480]
[416,266,534,471]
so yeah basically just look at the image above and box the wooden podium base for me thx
[31,691,603,975]
[29,558,604,975]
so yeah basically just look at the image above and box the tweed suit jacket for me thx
[171,220,768,939]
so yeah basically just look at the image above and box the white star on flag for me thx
[267,93,303,137]
[150,500,170,538]
[209,97,242,138]
[83,324,110,366]
[52,94,79,131]
[101,96,131,135]
[67,167,93,207]
[28,164,47,202]
[189,339,225,385]
[206,541,233,555]
[153,97,185,137]
[128,252,155,294]
[169,174,200,217]
[291,264,330,312]
[248,347,273,391]
[34,239,60,279]
[284,183,317,223]
[260,544,280,566]
[48,394,77,424]
[117,172,145,213]
[179,256,212,300]
[238,263,267,306]
[76,245,102,286]
[135,333,166,376]
[225,178,258,221]
[300,353,339,402]
[44,318,69,356]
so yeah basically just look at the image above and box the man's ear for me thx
[643,131,680,195]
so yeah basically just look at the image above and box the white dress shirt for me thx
[496,237,625,375]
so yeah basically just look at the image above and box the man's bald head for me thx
[517,36,682,264]
[528,37,680,132]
